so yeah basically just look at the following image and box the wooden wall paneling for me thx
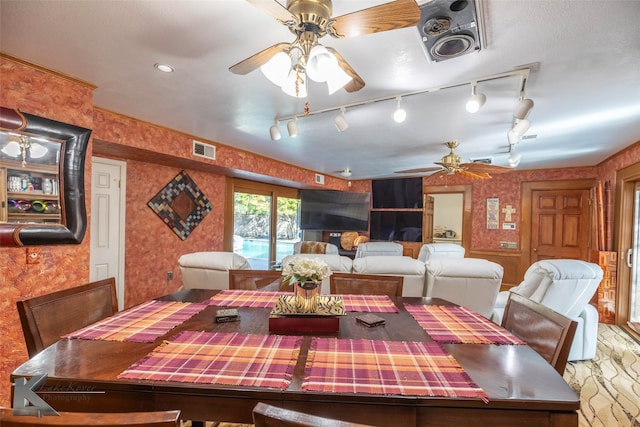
[467,249,522,288]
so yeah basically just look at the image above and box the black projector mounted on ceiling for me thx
[416,0,483,62]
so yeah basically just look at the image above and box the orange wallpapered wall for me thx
[1,54,639,407]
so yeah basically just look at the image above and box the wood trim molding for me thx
[614,162,640,324]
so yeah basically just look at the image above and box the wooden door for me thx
[531,189,591,262]
[424,195,434,243]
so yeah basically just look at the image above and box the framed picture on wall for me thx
[487,198,499,229]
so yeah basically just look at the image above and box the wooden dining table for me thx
[11,288,579,426]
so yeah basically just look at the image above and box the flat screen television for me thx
[372,177,423,209]
[369,211,423,242]
[300,190,370,231]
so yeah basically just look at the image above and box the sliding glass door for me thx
[230,180,300,270]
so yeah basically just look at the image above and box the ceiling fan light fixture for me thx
[287,118,298,137]
[335,107,348,132]
[306,45,337,83]
[326,65,353,95]
[512,118,531,136]
[393,96,407,123]
[1,140,21,157]
[465,84,486,113]
[514,98,534,120]
[340,168,352,178]
[269,120,281,141]
[260,51,292,87]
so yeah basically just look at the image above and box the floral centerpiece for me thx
[282,257,331,313]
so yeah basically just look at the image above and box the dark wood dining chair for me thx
[16,277,118,358]
[501,293,578,374]
[329,272,403,297]
[252,402,374,427]
[228,269,284,291]
[0,407,180,426]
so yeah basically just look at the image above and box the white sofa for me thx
[418,243,465,262]
[352,256,426,297]
[355,242,403,258]
[178,252,252,290]
[491,259,603,361]
[281,254,354,294]
[425,258,504,318]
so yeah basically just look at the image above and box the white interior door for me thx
[90,157,126,309]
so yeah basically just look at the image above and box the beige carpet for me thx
[564,324,640,427]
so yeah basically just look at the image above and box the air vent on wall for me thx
[192,140,216,160]
[416,0,483,62]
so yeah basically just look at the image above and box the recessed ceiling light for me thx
[154,63,174,73]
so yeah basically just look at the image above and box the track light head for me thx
[270,120,281,141]
[465,84,486,113]
[514,98,534,120]
[393,96,406,123]
[287,118,298,137]
[508,149,522,167]
[507,130,520,145]
[511,118,531,136]
[335,107,348,132]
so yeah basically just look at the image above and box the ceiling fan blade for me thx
[325,47,365,92]
[457,170,492,180]
[330,0,421,38]
[395,167,442,174]
[461,162,514,174]
[229,43,290,75]
[429,169,451,179]
[245,0,296,23]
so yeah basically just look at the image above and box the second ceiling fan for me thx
[229,0,421,96]
[396,141,514,180]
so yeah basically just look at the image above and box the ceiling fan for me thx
[229,0,421,95]
[395,141,514,179]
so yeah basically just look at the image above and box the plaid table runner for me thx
[339,294,398,313]
[118,331,301,389]
[405,304,525,345]
[208,289,282,308]
[209,289,397,312]
[62,300,206,343]
[303,337,488,401]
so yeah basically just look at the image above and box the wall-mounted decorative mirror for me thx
[0,107,91,247]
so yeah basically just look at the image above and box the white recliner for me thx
[425,258,504,318]
[352,256,426,297]
[418,243,465,262]
[491,259,604,362]
[281,254,353,294]
[355,242,404,258]
[178,252,251,290]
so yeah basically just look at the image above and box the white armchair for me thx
[491,259,604,361]
[355,242,403,258]
[352,256,426,297]
[425,258,504,318]
[418,243,465,262]
[178,252,251,290]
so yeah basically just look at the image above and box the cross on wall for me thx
[502,205,516,222]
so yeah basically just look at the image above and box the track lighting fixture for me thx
[511,118,531,136]
[393,96,407,123]
[508,147,522,167]
[269,120,281,141]
[287,118,298,137]
[507,130,520,145]
[465,83,486,113]
[514,98,534,120]
[334,107,348,132]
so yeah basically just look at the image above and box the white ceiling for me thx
[1,0,639,180]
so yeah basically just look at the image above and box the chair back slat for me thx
[17,278,117,358]
[329,272,403,297]
[228,269,283,290]
[501,293,577,374]
[0,407,180,426]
